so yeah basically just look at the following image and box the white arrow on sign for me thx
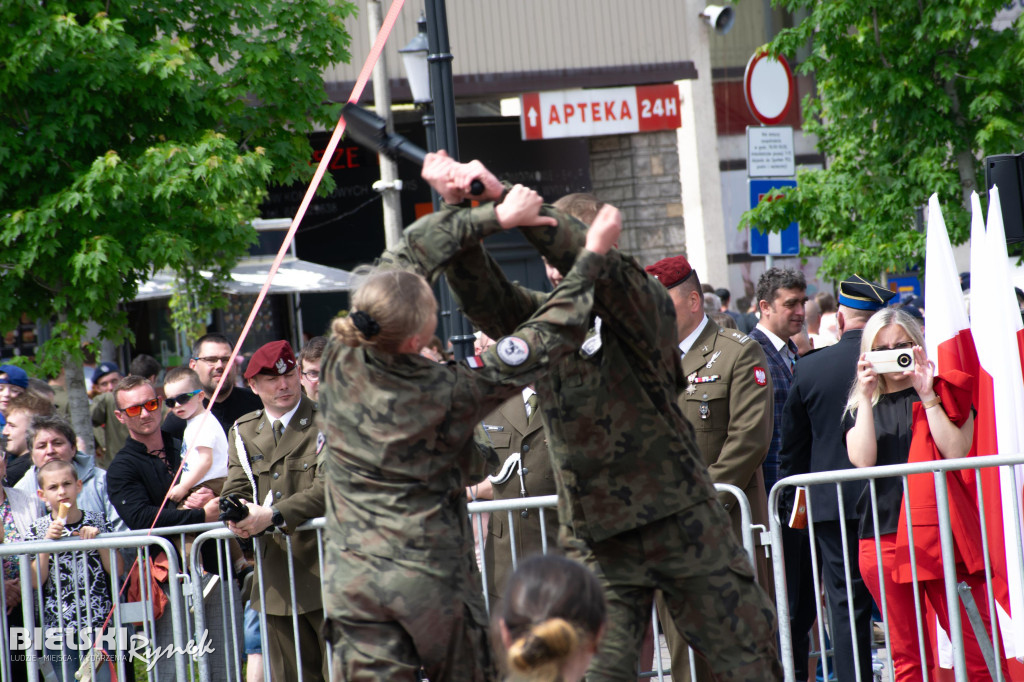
[528,108,539,127]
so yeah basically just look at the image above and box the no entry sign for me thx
[744,53,795,126]
[520,84,681,140]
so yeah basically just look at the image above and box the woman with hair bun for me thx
[320,155,623,682]
[499,555,607,682]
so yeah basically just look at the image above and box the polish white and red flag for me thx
[969,187,1024,659]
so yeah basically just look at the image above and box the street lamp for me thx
[398,2,474,360]
[398,14,431,104]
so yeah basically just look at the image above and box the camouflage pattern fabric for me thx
[564,500,781,682]
[323,550,492,682]
[406,200,781,679]
[320,209,606,680]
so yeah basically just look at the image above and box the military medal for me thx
[691,375,720,384]
[699,402,710,420]
[685,384,697,396]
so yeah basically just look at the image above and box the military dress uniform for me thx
[320,235,606,682]
[481,391,560,610]
[222,386,327,682]
[651,311,776,682]
[390,198,781,682]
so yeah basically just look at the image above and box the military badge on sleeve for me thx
[316,431,326,455]
[496,336,530,366]
[754,367,768,386]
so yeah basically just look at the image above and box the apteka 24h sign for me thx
[520,84,681,140]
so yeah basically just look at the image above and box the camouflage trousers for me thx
[324,548,495,682]
[563,499,782,682]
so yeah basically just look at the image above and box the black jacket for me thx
[779,328,866,521]
[107,431,205,530]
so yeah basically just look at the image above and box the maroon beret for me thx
[244,340,297,379]
[645,255,694,289]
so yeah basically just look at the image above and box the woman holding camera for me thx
[845,307,1002,681]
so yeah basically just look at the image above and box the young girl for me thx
[498,555,607,682]
[319,183,619,682]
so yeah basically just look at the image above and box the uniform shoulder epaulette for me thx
[235,408,263,425]
[719,328,751,345]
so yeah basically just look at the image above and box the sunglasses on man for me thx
[120,399,160,417]
[165,389,203,408]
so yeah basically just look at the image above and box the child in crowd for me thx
[497,555,607,682]
[162,366,247,575]
[28,459,123,682]
[164,366,228,501]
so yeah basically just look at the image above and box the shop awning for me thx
[134,257,355,301]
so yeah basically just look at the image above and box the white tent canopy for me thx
[134,256,354,301]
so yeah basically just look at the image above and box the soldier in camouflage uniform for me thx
[319,180,620,682]
[409,154,781,682]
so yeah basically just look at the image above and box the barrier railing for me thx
[769,452,1024,682]
[0,483,760,682]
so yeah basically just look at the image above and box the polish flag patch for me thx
[753,367,767,386]
[466,355,485,369]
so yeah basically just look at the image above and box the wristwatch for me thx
[270,506,286,529]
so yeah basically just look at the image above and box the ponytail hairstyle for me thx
[331,269,437,354]
[500,555,607,682]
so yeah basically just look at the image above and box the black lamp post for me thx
[399,4,475,360]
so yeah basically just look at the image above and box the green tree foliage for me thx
[0,1,355,448]
[741,1,1024,282]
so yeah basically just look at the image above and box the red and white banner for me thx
[970,187,1024,659]
[520,84,681,140]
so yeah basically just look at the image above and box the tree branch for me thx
[873,9,891,68]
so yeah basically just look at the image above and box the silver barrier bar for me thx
[1,534,189,682]
[770,451,1024,682]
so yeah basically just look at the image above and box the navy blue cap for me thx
[838,275,896,312]
[91,362,121,384]
[0,364,28,389]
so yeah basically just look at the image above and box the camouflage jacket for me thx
[320,222,605,563]
[408,201,718,543]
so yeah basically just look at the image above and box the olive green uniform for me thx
[222,394,327,682]
[410,200,781,682]
[320,222,606,682]
[656,318,776,681]
[481,392,560,611]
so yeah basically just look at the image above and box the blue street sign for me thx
[749,179,799,256]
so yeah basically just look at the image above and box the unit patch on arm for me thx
[496,336,530,366]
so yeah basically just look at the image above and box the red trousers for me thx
[859,534,1006,682]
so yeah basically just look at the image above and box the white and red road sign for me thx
[744,53,795,126]
[520,84,681,140]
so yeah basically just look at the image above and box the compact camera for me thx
[864,348,915,374]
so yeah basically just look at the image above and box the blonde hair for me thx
[844,307,924,416]
[506,618,580,682]
[330,269,436,354]
[499,555,606,682]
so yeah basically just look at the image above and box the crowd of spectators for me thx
[0,165,982,682]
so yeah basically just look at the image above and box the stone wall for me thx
[588,130,687,267]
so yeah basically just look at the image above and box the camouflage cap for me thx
[244,340,296,379]
[645,255,694,289]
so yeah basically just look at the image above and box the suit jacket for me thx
[482,394,560,605]
[678,320,774,592]
[779,329,865,521]
[748,327,796,493]
[222,394,326,616]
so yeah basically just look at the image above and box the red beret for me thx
[645,255,694,289]
[244,340,297,379]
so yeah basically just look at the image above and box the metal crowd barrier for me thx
[0,483,760,682]
[466,483,763,682]
[0,533,189,682]
[769,452,1024,682]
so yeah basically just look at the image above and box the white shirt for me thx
[522,387,537,419]
[756,323,797,365]
[678,314,710,358]
[183,413,230,482]
[269,400,302,432]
